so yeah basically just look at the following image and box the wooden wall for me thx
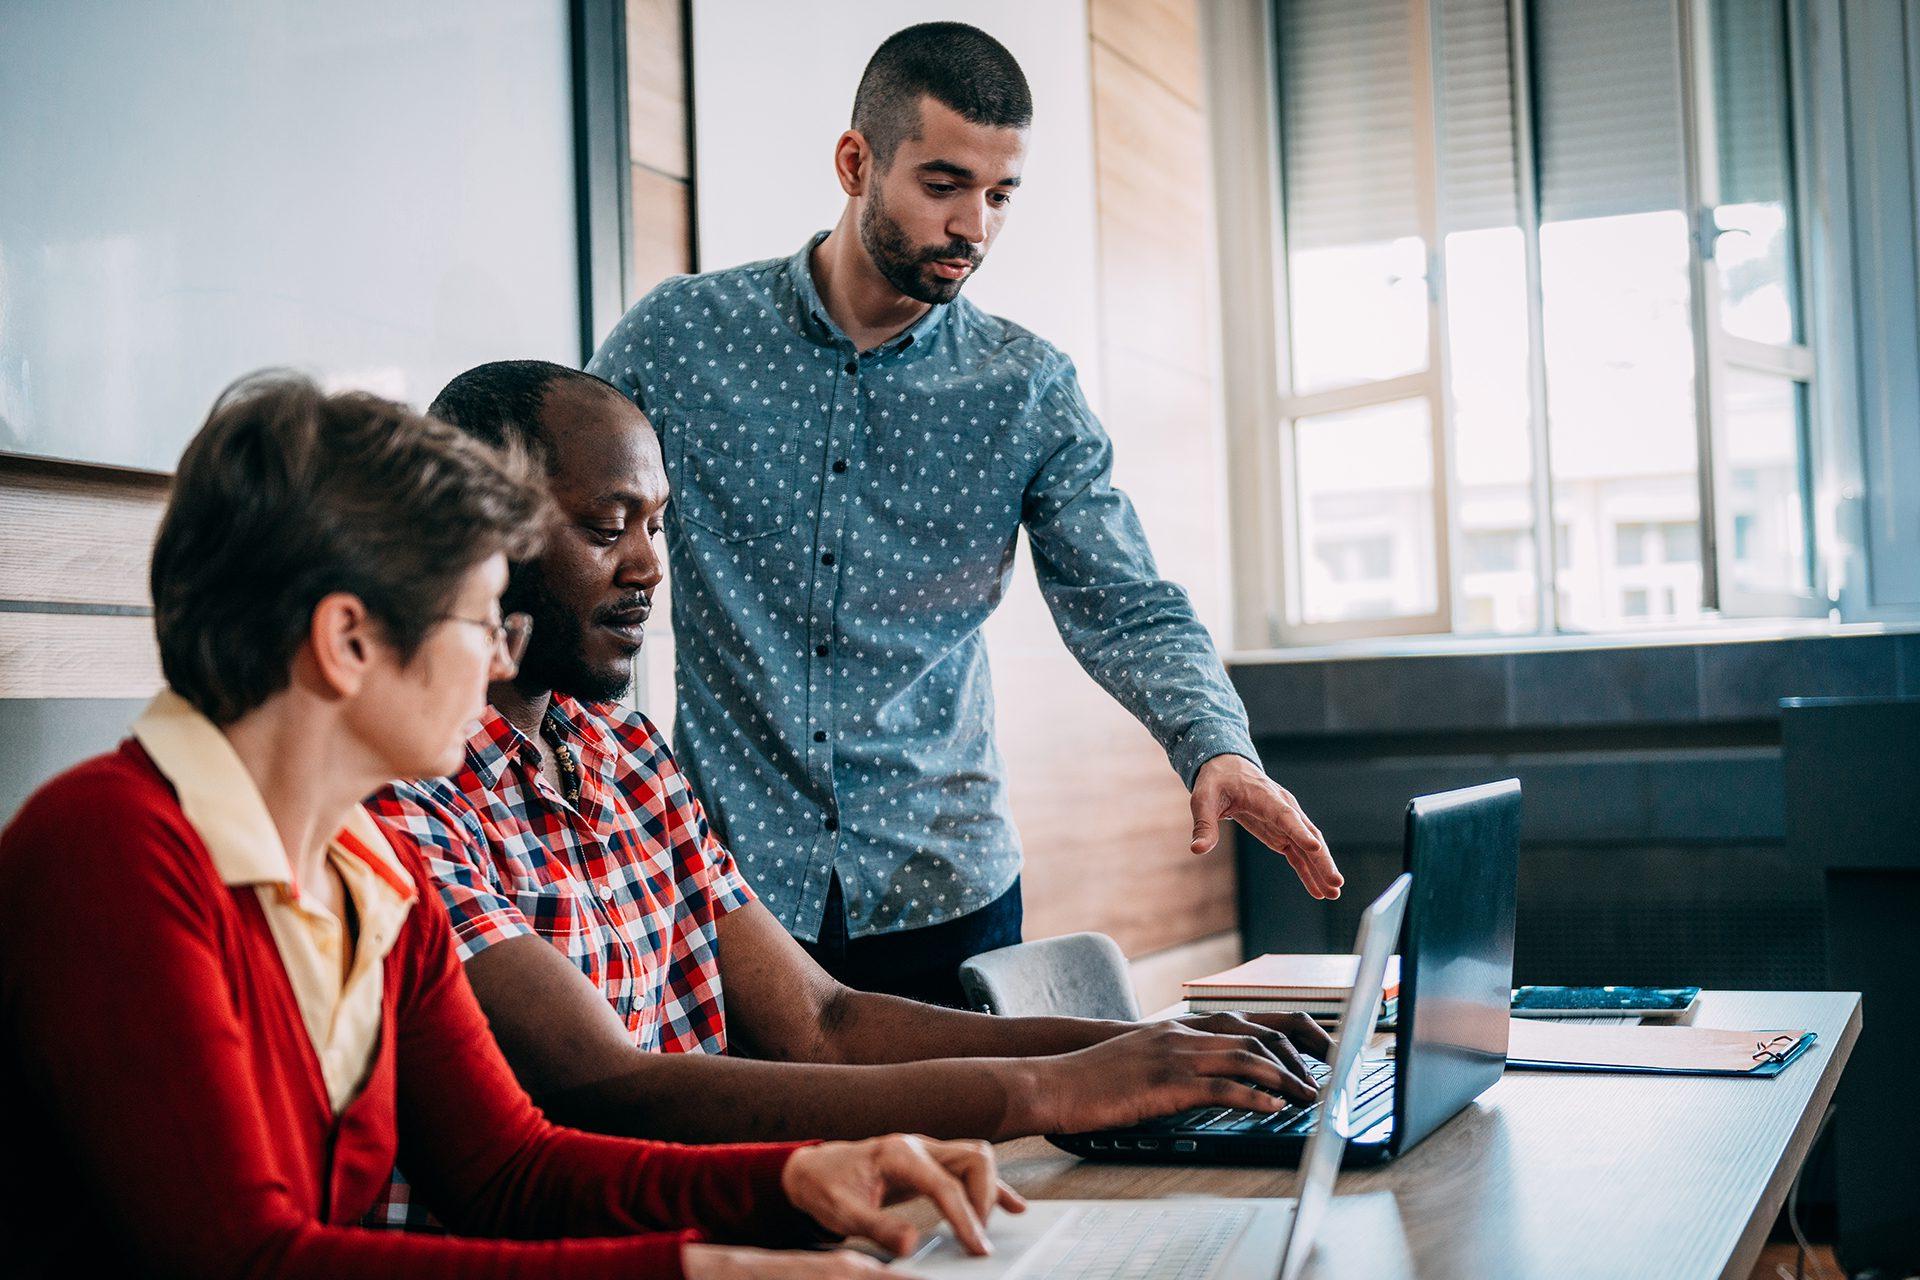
[984,0,1239,960]
[626,0,694,729]
[0,460,169,699]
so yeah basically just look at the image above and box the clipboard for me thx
[1504,1019,1818,1077]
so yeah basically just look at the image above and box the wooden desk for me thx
[994,991,1860,1280]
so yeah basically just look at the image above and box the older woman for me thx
[0,372,1018,1279]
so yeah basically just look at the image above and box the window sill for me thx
[1227,617,1920,667]
[1227,621,1920,737]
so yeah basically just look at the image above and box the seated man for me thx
[369,361,1329,1225]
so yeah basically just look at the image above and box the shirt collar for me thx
[465,704,530,791]
[782,230,949,356]
[466,695,616,790]
[131,689,416,905]
[545,694,617,766]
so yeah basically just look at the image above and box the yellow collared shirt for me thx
[132,690,416,1113]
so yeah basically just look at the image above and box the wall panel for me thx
[1001,0,1242,958]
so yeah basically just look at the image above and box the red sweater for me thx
[0,741,820,1278]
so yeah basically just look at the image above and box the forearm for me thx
[536,1048,1062,1143]
[815,987,1132,1062]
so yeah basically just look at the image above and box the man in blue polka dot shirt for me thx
[590,21,1342,1006]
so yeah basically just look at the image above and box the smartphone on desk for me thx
[1510,985,1701,1020]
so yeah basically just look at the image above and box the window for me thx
[1262,0,1824,642]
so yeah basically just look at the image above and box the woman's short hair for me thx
[151,370,553,724]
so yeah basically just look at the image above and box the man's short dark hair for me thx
[852,22,1032,167]
[151,370,552,725]
[427,359,626,462]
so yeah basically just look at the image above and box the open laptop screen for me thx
[1392,779,1521,1155]
[1279,873,1410,1280]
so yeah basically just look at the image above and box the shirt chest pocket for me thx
[672,420,801,543]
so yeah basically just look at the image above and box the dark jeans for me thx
[800,874,1023,1008]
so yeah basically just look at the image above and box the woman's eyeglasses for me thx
[442,612,534,674]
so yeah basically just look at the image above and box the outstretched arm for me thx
[1019,359,1341,899]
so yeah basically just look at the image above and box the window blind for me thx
[1278,0,1421,249]
[1533,0,1687,223]
[1710,0,1793,208]
[1438,0,1521,233]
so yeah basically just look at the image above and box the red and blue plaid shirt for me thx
[366,695,753,1228]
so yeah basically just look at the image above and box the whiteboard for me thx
[0,1,581,473]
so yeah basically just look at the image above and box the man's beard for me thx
[501,567,635,705]
[859,184,981,305]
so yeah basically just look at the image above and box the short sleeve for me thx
[684,796,754,919]
[368,782,536,962]
[612,709,756,920]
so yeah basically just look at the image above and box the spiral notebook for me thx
[1505,1019,1817,1076]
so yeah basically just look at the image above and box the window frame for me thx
[1681,0,1827,619]
[1268,0,1457,644]
[1207,0,1834,650]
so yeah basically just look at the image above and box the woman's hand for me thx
[781,1134,1026,1258]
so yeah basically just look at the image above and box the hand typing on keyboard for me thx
[1033,1013,1333,1136]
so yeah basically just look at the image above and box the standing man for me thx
[589,22,1340,1005]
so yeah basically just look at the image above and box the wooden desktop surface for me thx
[991,991,1861,1280]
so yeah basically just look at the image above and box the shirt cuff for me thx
[1169,719,1261,789]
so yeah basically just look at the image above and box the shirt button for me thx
[821,552,836,566]
[599,883,616,901]
[832,459,848,474]
[824,815,839,832]
[844,361,857,375]
[814,730,828,743]
[815,643,830,657]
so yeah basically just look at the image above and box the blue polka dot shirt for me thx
[589,233,1258,941]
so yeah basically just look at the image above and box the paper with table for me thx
[1505,1018,1817,1076]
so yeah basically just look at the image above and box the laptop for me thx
[1049,778,1522,1168]
[902,873,1411,1280]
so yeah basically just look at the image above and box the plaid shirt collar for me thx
[465,695,617,794]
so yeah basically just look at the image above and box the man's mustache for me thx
[920,241,981,266]
[593,595,653,624]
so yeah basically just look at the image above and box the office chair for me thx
[958,932,1142,1020]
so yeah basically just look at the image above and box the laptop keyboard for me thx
[1011,1204,1257,1280]
[1128,1058,1395,1145]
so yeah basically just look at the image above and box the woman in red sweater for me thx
[0,372,1019,1279]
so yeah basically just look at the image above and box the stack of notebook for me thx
[1182,953,1401,1026]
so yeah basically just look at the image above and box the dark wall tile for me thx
[1897,633,1920,696]
[1809,635,1902,697]
[1696,641,1799,720]
[1229,660,1327,734]
[1515,758,1650,841]
[1322,654,1510,733]
[1645,750,1785,841]
[1697,636,1898,720]
[1509,645,1699,727]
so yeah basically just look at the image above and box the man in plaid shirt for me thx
[370,362,1331,1185]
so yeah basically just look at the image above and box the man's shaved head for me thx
[851,22,1031,169]
[428,360,630,462]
